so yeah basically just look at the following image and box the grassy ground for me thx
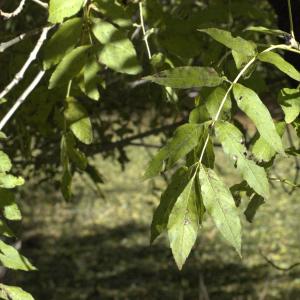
[6,134,300,300]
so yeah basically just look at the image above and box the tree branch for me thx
[30,0,48,9]
[0,70,46,131]
[0,28,41,53]
[0,25,53,100]
[0,0,26,19]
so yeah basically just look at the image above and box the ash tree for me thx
[0,0,299,298]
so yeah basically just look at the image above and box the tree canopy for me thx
[0,0,299,298]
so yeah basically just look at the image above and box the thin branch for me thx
[269,177,300,188]
[259,249,300,272]
[287,0,295,38]
[0,25,53,100]
[198,44,298,165]
[139,1,152,60]
[286,125,300,194]
[30,0,48,9]
[0,70,46,131]
[0,0,26,19]
[0,28,41,53]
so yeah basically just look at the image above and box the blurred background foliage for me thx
[0,0,300,299]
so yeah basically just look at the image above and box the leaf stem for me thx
[198,44,294,166]
[139,1,152,60]
[269,177,300,188]
[287,0,295,39]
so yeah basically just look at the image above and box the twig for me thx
[0,28,41,53]
[269,176,300,188]
[139,1,152,60]
[31,0,48,9]
[286,125,300,194]
[259,249,300,271]
[0,25,53,100]
[0,70,46,131]
[198,43,300,165]
[287,0,295,39]
[0,0,26,19]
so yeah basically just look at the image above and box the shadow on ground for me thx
[5,222,300,300]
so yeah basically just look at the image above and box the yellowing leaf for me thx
[0,240,36,271]
[0,284,34,300]
[0,151,11,173]
[48,0,84,24]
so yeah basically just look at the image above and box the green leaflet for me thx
[94,0,132,28]
[0,219,14,237]
[216,121,269,198]
[233,83,284,155]
[245,26,287,37]
[198,28,256,57]
[186,126,215,169]
[151,167,189,243]
[60,135,73,201]
[44,17,83,69]
[167,176,199,269]
[0,132,7,139]
[83,56,101,101]
[189,103,211,124]
[144,67,224,89]
[0,189,21,221]
[70,118,93,145]
[144,124,205,179]
[63,133,87,170]
[252,122,286,162]
[258,51,300,82]
[48,0,84,24]
[232,50,251,70]
[92,19,142,75]
[0,151,12,173]
[244,194,265,223]
[278,88,300,123]
[64,98,93,145]
[0,284,34,300]
[49,45,91,89]
[199,167,242,255]
[0,174,24,189]
[204,86,232,120]
[61,166,72,201]
[0,240,36,271]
